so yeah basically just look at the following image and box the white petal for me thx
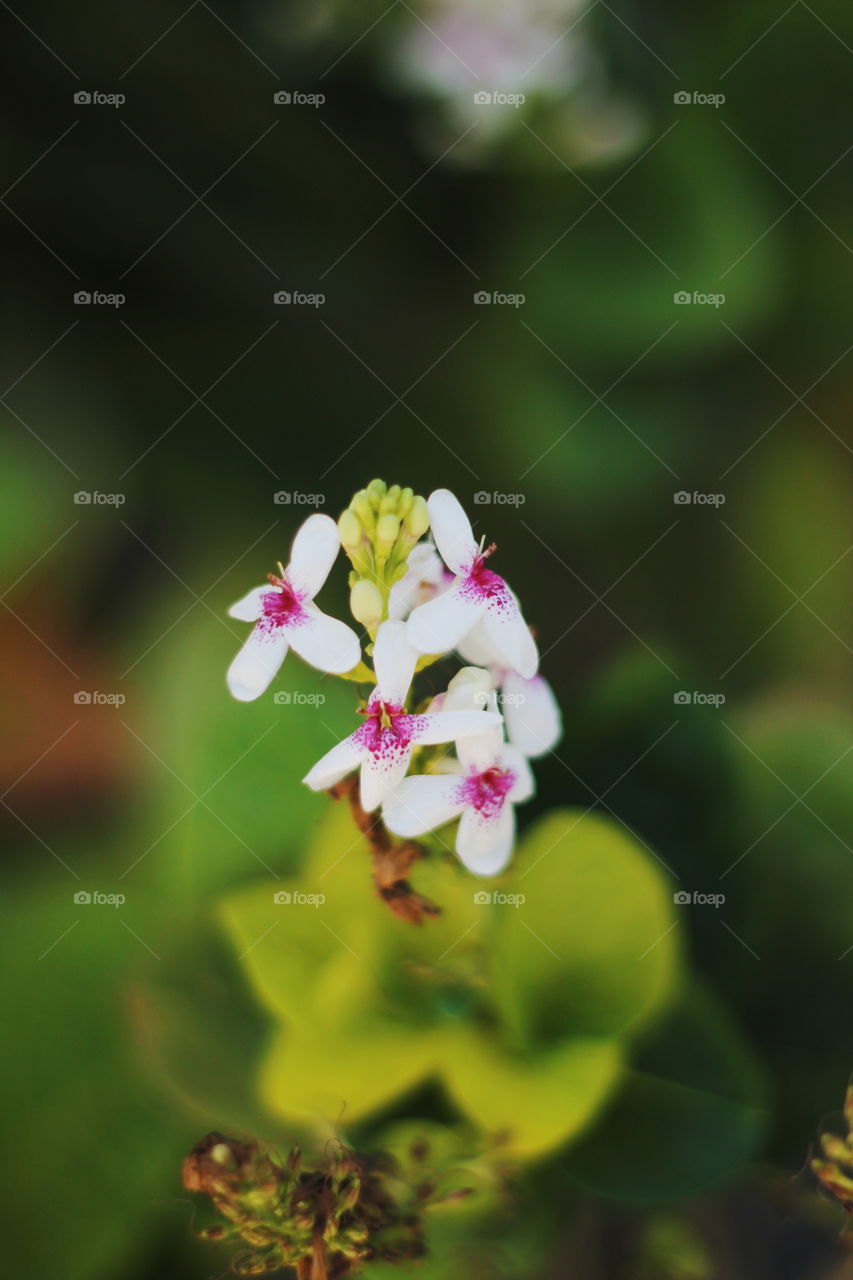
[227,585,269,622]
[456,803,516,877]
[285,513,340,599]
[442,665,494,712]
[482,590,539,679]
[502,746,536,804]
[302,734,363,791]
[410,708,501,746]
[387,541,449,622]
[382,774,465,838]
[359,746,413,813]
[226,625,289,702]
[286,603,361,674]
[427,489,477,575]
[372,620,418,705]
[407,578,485,656]
[456,724,506,772]
[457,616,501,669]
[502,671,562,758]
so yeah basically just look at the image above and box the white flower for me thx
[302,621,500,812]
[226,514,361,702]
[383,722,534,876]
[459,620,561,759]
[407,489,538,679]
[387,538,452,621]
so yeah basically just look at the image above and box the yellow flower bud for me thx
[376,512,400,549]
[350,579,384,630]
[366,478,386,507]
[404,494,429,540]
[351,490,375,529]
[337,509,362,551]
[380,484,401,514]
[397,487,414,520]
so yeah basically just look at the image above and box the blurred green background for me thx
[2,0,852,1276]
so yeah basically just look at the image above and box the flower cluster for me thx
[227,483,561,876]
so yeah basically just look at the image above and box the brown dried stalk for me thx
[329,773,441,925]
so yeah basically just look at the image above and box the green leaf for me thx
[491,809,679,1047]
[441,1028,623,1159]
[222,805,682,1159]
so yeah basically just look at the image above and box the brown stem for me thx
[328,775,441,925]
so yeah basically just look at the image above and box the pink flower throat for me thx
[354,700,422,757]
[462,544,510,604]
[259,575,308,630]
[457,765,515,818]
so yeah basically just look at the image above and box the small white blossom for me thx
[383,721,534,876]
[459,620,561,758]
[302,621,500,812]
[226,514,361,702]
[407,489,538,678]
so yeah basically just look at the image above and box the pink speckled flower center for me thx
[461,555,510,606]
[258,579,308,631]
[354,700,425,759]
[456,766,515,818]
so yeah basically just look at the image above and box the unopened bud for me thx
[337,509,362,551]
[351,490,375,530]
[403,495,429,540]
[380,484,401,514]
[350,580,384,630]
[397,487,414,521]
[376,513,400,549]
[366,478,386,507]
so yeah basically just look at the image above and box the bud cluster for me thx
[812,1079,853,1215]
[183,1131,468,1277]
[338,480,429,634]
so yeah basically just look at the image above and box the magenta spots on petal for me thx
[455,766,515,819]
[459,557,512,610]
[354,700,421,767]
[257,579,309,632]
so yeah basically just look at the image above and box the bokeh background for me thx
[2,0,852,1276]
